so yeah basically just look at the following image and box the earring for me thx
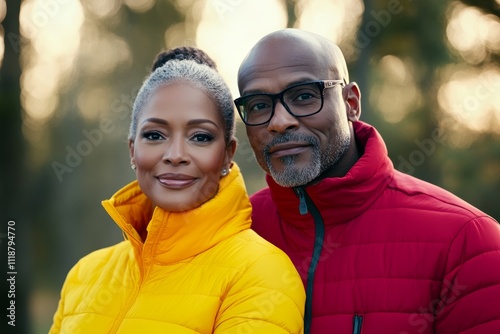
[131,164,136,170]
[221,168,228,176]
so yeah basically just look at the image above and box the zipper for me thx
[296,187,308,215]
[294,187,325,334]
[108,251,146,333]
[109,238,146,333]
[101,201,150,332]
[109,283,141,333]
[353,315,363,334]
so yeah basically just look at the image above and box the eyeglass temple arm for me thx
[323,79,347,88]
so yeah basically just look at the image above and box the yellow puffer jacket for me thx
[49,164,305,333]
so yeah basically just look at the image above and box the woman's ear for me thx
[129,139,135,167]
[344,82,361,122]
[224,138,237,167]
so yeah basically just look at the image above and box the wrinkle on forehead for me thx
[238,29,349,91]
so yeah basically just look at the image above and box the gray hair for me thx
[129,59,235,144]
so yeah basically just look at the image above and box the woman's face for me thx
[129,83,236,212]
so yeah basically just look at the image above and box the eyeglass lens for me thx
[240,82,323,125]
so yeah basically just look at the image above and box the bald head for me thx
[238,29,349,92]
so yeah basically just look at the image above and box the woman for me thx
[49,47,305,333]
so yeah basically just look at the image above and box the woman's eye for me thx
[142,131,164,141]
[192,133,214,142]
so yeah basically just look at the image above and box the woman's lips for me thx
[156,173,197,189]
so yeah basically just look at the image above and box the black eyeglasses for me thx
[234,79,345,126]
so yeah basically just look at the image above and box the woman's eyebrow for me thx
[141,117,168,126]
[141,117,219,128]
[187,119,219,128]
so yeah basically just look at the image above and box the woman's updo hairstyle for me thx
[129,46,234,144]
[151,46,217,71]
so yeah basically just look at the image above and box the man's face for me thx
[238,38,353,187]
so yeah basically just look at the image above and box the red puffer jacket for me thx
[251,121,500,334]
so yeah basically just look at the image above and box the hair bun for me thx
[151,46,217,72]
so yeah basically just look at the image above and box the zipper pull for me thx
[353,315,363,334]
[294,187,309,215]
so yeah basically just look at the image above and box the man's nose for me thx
[267,100,299,133]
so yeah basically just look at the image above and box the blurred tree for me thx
[441,0,500,219]
[0,2,31,334]
[352,0,451,184]
[285,0,298,27]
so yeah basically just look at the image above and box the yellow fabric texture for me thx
[49,163,305,334]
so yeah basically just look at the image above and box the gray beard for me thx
[262,132,350,187]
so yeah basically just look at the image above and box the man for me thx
[234,29,500,334]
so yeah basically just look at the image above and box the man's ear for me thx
[344,82,361,122]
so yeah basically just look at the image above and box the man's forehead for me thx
[238,64,324,95]
[238,30,348,88]
[238,39,329,90]
[242,35,322,67]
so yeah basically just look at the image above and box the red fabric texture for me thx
[251,121,500,333]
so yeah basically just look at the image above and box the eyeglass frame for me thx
[234,79,346,126]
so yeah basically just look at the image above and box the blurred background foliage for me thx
[1,0,499,332]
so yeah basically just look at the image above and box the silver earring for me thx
[131,164,136,170]
[221,168,228,176]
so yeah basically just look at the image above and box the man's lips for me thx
[268,142,310,158]
[156,173,197,189]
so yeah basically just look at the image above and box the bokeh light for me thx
[295,0,364,48]
[370,55,422,123]
[83,0,121,19]
[196,0,288,99]
[438,66,500,134]
[20,0,84,125]
[446,2,500,64]
[124,0,156,13]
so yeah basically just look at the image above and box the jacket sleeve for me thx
[435,216,500,333]
[49,262,80,334]
[214,252,305,334]
[49,292,64,334]
[49,268,75,334]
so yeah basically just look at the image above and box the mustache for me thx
[263,133,319,156]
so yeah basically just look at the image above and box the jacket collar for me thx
[266,121,394,228]
[101,163,251,265]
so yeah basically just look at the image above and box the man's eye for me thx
[192,133,214,142]
[295,93,314,101]
[249,102,270,111]
[142,131,164,141]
